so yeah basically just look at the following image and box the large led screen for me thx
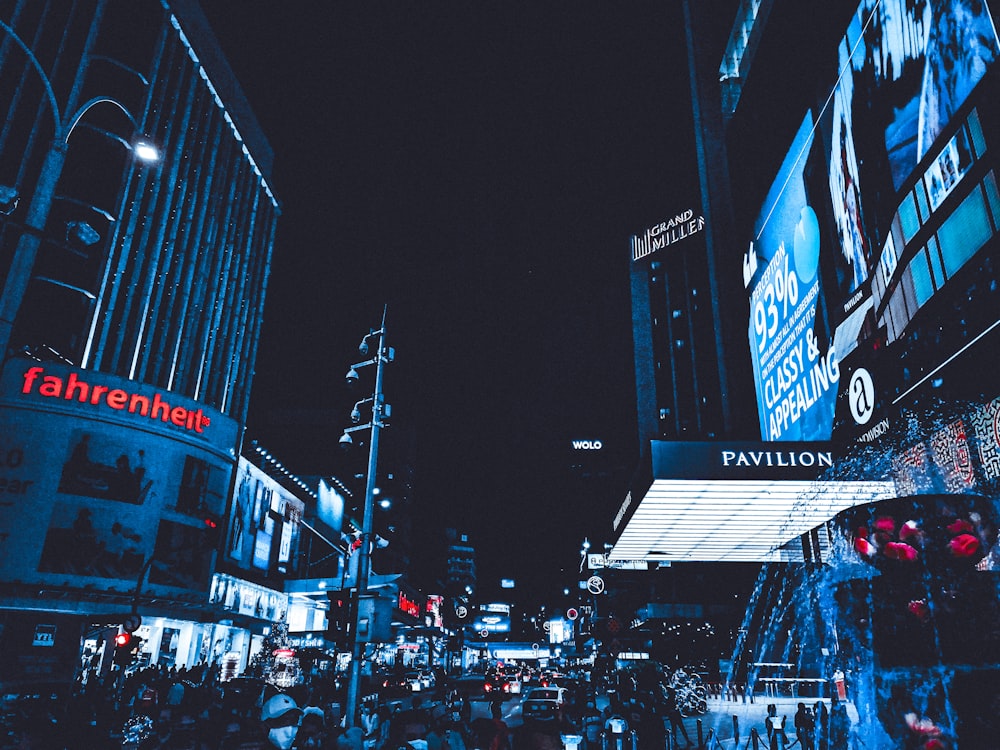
[746,0,1000,441]
[748,114,840,441]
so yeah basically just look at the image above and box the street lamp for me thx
[339,306,393,729]
[0,20,159,361]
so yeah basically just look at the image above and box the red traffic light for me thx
[114,632,132,648]
[203,516,218,529]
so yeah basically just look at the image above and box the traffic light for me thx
[326,591,355,650]
[113,632,139,667]
[202,513,222,548]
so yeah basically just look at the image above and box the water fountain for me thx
[730,401,1000,748]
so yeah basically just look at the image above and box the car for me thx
[500,667,522,695]
[483,671,513,697]
[404,671,425,692]
[520,687,568,721]
[381,672,422,695]
[447,674,487,698]
[418,670,436,690]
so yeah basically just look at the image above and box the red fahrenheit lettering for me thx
[106,389,128,409]
[20,366,210,435]
[21,367,43,393]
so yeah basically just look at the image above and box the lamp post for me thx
[0,18,158,361]
[340,306,393,728]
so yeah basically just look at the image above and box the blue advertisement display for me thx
[746,0,1000,441]
[827,0,999,304]
[748,115,840,441]
[223,457,304,580]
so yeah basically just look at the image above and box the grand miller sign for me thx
[630,209,706,262]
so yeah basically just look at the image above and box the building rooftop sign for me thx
[630,210,706,262]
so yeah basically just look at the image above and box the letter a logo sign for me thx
[849,368,875,425]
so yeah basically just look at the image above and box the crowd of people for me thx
[1,662,856,750]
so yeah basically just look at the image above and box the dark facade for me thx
[0,0,279,688]
[628,2,756,448]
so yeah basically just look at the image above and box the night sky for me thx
[199,2,704,601]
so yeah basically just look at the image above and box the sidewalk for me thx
[673,696,853,749]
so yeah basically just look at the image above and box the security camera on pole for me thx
[339,306,393,729]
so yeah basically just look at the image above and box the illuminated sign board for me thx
[745,1,1000,442]
[631,210,705,262]
[426,594,444,628]
[651,441,833,480]
[398,591,421,619]
[747,115,839,442]
[224,457,304,579]
[0,358,238,595]
[571,440,603,450]
[587,554,648,570]
[19,365,211,434]
[472,614,511,633]
[210,573,288,621]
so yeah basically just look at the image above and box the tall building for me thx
[0,0,280,689]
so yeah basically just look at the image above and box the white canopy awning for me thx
[609,477,896,562]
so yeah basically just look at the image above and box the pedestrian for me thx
[581,702,603,750]
[813,702,828,750]
[513,717,562,750]
[661,686,691,748]
[361,704,381,750]
[296,707,330,749]
[488,702,510,750]
[765,704,788,749]
[793,703,814,749]
[262,693,304,750]
[828,695,848,750]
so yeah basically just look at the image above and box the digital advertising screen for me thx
[748,113,840,442]
[745,0,1000,441]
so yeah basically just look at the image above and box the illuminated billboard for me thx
[0,358,238,594]
[223,457,305,579]
[746,0,1000,440]
[747,113,840,441]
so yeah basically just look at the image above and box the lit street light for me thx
[0,20,159,360]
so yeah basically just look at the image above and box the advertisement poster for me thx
[746,0,999,441]
[223,457,303,579]
[748,114,840,442]
[826,0,999,304]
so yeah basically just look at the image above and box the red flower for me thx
[948,534,979,558]
[908,600,930,622]
[854,537,876,558]
[947,519,973,535]
[899,520,921,541]
[884,542,919,561]
[873,516,896,533]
